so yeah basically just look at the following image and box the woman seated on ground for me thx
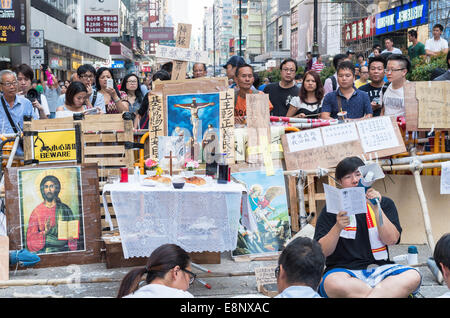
[120,73,144,115]
[286,70,324,118]
[117,244,196,298]
[96,67,129,114]
[55,82,100,118]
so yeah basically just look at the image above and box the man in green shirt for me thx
[407,29,425,61]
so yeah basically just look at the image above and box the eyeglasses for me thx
[80,74,95,79]
[385,68,405,74]
[183,269,197,285]
[282,68,296,73]
[127,80,138,84]
[274,265,280,278]
[0,81,18,87]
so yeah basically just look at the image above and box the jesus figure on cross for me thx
[174,97,215,144]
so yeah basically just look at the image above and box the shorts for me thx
[318,264,422,298]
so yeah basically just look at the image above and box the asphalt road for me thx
[0,244,447,299]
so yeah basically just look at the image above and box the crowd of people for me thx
[0,24,449,300]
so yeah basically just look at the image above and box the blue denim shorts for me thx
[318,264,422,298]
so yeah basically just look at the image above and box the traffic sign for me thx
[30,49,44,69]
[30,30,44,48]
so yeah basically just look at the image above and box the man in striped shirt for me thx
[311,54,325,74]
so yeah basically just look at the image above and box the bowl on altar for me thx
[172,177,185,189]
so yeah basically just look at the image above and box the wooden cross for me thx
[165,151,174,176]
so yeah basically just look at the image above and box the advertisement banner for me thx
[0,0,28,45]
[375,0,428,35]
[84,0,120,37]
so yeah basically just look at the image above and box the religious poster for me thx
[158,136,185,170]
[166,93,220,163]
[231,169,291,257]
[17,166,85,255]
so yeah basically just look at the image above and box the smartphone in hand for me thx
[106,79,114,89]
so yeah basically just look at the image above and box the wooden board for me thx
[246,94,271,165]
[404,81,450,131]
[4,164,102,268]
[0,236,8,281]
[171,23,192,81]
[282,116,406,171]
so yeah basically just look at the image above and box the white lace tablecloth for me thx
[102,178,252,259]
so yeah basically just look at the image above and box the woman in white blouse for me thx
[286,71,324,118]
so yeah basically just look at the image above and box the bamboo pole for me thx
[0,271,256,288]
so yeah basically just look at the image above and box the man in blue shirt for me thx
[320,61,373,120]
[0,70,38,156]
[275,237,325,298]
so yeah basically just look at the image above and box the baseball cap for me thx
[223,55,245,69]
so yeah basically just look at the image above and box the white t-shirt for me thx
[124,284,194,298]
[382,47,402,54]
[33,94,50,118]
[381,82,408,117]
[425,38,449,52]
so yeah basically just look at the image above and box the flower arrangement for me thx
[145,158,163,176]
[184,159,199,171]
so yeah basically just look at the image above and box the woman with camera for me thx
[12,64,50,119]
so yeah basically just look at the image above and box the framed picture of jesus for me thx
[166,93,221,162]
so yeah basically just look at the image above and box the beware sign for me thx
[32,129,78,163]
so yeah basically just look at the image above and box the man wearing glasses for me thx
[380,54,410,117]
[0,69,38,156]
[57,64,106,113]
[263,58,300,116]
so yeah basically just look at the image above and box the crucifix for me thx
[165,151,174,176]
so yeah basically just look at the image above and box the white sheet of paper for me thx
[356,116,399,153]
[440,161,450,194]
[286,128,323,153]
[324,184,367,215]
[321,122,358,146]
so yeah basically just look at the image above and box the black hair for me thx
[333,53,348,69]
[337,60,356,75]
[95,67,120,95]
[335,156,364,180]
[357,53,364,59]
[65,81,87,106]
[280,58,298,72]
[77,64,96,77]
[433,24,444,32]
[387,54,411,73]
[433,233,450,275]
[372,44,381,50]
[161,62,173,74]
[152,70,171,81]
[408,29,418,38]
[278,237,325,290]
[117,244,191,298]
[235,63,254,77]
[12,64,34,81]
[384,37,394,43]
[40,175,61,200]
[368,55,387,69]
[120,73,144,104]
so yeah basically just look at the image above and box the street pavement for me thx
[0,244,447,299]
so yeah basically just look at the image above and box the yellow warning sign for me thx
[32,129,77,163]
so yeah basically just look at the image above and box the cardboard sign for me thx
[405,81,450,131]
[0,236,8,281]
[32,129,78,163]
[148,93,165,160]
[156,45,209,64]
[282,116,406,171]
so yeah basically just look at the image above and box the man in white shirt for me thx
[381,54,410,117]
[382,37,403,54]
[275,237,324,298]
[425,24,449,57]
[433,233,450,298]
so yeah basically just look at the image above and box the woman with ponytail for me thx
[117,244,196,298]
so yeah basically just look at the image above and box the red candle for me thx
[120,167,128,183]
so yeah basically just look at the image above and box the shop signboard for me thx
[343,16,375,43]
[111,60,124,69]
[84,0,120,37]
[375,0,428,35]
[0,0,28,44]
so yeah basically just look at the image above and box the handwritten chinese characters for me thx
[356,116,399,153]
[148,94,165,159]
[321,123,358,146]
[286,129,323,153]
[219,90,235,164]
[155,45,209,64]
[416,81,450,129]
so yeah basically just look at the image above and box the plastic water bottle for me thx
[134,166,141,184]
[407,246,418,265]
